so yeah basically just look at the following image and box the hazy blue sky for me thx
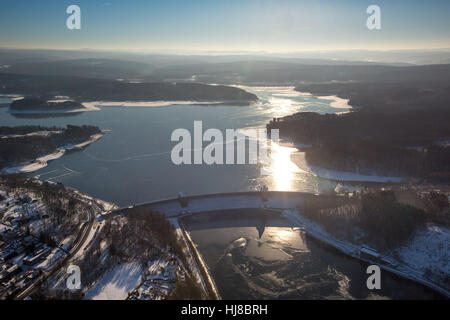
[1,0,449,52]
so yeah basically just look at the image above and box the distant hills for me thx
[1,48,450,85]
[0,73,257,102]
[1,48,450,105]
[145,61,450,84]
[2,58,155,80]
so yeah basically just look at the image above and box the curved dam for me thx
[119,191,315,218]
[115,191,448,299]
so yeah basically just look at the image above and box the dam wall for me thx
[119,191,318,217]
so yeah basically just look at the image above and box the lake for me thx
[0,87,440,299]
[0,87,362,207]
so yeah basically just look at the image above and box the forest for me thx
[0,73,257,102]
[267,81,450,182]
[0,125,101,168]
[0,174,91,245]
[72,205,204,299]
[299,189,440,250]
[295,82,450,113]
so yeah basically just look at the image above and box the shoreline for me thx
[305,162,404,183]
[179,220,222,300]
[169,217,221,300]
[112,192,449,299]
[2,132,104,174]
[287,148,404,183]
[6,99,256,114]
[282,209,450,299]
[236,85,353,111]
[314,94,353,110]
[82,99,256,108]
[8,104,100,114]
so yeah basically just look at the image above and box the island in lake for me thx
[10,96,85,112]
[0,74,258,105]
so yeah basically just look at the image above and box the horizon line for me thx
[1,46,450,55]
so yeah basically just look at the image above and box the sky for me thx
[0,0,449,52]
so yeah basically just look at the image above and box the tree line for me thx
[300,190,427,250]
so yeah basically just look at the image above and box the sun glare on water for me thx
[268,97,298,118]
[268,142,301,191]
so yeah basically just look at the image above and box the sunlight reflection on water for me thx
[266,142,302,191]
[239,86,327,192]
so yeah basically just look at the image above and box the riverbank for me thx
[266,98,450,185]
[281,208,450,298]
[111,191,448,298]
[169,217,221,299]
[276,141,405,183]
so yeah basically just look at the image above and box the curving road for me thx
[16,190,113,299]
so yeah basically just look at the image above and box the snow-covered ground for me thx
[8,104,100,114]
[83,99,254,109]
[317,95,352,110]
[128,257,181,300]
[2,133,104,174]
[4,150,66,174]
[0,130,62,140]
[391,223,450,283]
[169,218,207,292]
[84,262,143,300]
[58,133,104,150]
[282,208,360,255]
[1,194,46,229]
[73,220,102,260]
[290,152,404,183]
[282,208,450,296]
[36,248,67,272]
[307,164,404,183]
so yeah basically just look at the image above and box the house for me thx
[2,264,22,281]
[23,247,51,266]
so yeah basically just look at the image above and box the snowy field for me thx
[283,208,450,295]
[85,263,143,300]
[290,152,404,183]
[391,223,450,283]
